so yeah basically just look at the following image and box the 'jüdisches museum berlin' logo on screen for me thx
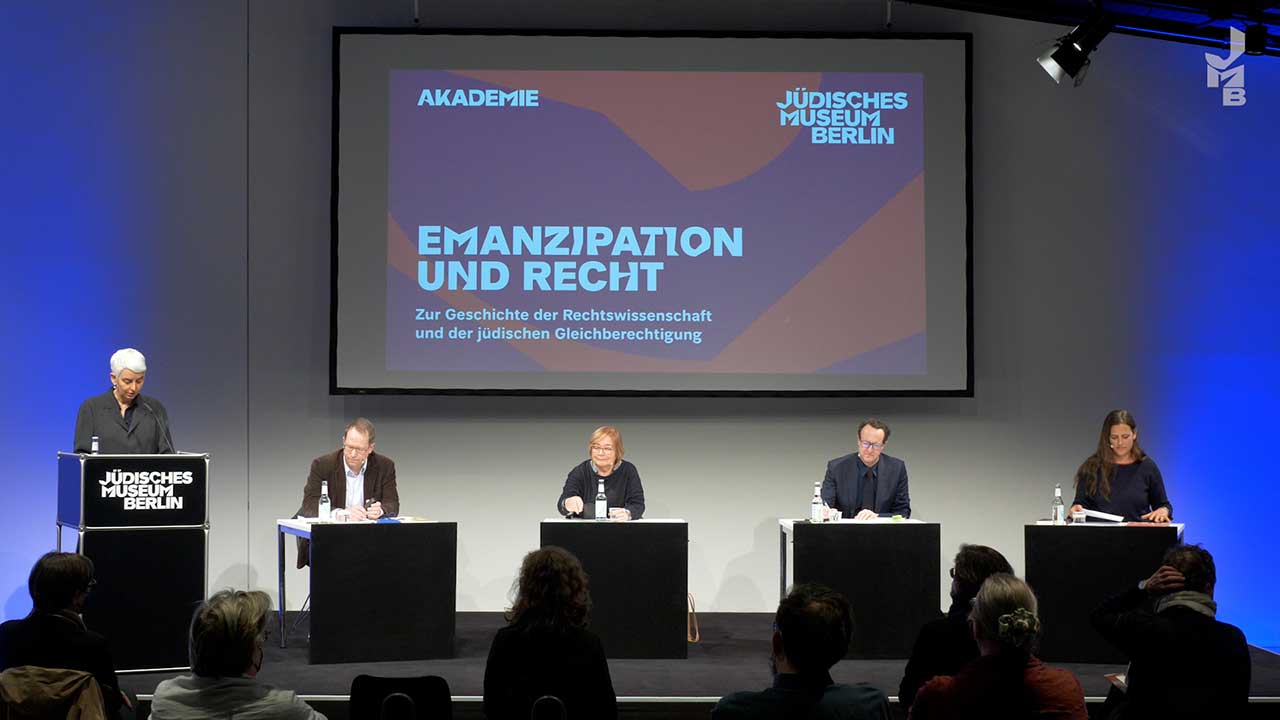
[1205,27,1247,107]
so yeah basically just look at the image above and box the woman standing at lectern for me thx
[557,426,645,521]
[74,348,175,454]
[1070,409,1171,522]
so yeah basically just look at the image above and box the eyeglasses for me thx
[590,445,615,453]
[343,445,372,456]
[859,441,885,451]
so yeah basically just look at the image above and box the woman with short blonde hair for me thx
[556,426,645,521]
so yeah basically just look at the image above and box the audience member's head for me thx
[506,546,592,631]
[189,589,272,678]
[28,551,95,614]
[950,544,1013,604]
[970,574,1040,656]
[1160,544,1216,596]
[772,584,854,675]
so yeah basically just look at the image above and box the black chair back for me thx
[349,674,451,720]
[531,694,567,720]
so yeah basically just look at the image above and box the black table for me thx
[1025,522,1183,663]
[277,519,457,664]
[540,518,688,659]
[779,519,941,659]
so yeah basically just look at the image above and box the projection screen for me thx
[333,31,971,395]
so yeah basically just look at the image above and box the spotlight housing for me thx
[1244,23,1267,56]
[1038,12,1114,85]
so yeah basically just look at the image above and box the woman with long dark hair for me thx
[909,574,1086,719]
[483,546,617,720]
[1070,410,1172,522]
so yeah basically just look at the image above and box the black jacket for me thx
[556,460,645,519]
[74,389,174,454]
[0,611,122,716]
[899,602,979,710]
[483,624,616,720]
[1091,587,1250,719]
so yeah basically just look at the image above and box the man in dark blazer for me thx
[820,418,911,519]
[296,418,400,568]
[0,552,130,718]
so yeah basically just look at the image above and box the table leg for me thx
[779,526,787,601]
[277,526,287,648]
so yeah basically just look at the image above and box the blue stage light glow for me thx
[1134,44,1280,647]
[0,6,155,619]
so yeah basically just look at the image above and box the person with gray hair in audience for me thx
[1091,543,1250,719]
[150,590,324,720]
[74,347,175,454]
[899,543,1014,710]
[909,574,1086,720]
[712,583,889,719]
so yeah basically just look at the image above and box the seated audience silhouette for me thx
[909,574,1086,720]
[712,583,889,719]
[899,543,1013,710]
[0,552,131,718]
[150,589,325,720]
[1091,543,1250,719]
[483,546,616,720]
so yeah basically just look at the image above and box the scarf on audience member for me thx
[1156,591,1216,618]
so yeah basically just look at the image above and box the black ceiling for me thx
[905,0,1280,56]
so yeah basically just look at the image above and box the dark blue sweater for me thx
[1072,457,1172,521]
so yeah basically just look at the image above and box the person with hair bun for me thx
[899,544,1014,710]
[150,590,324,720]
[909,574,1086,720]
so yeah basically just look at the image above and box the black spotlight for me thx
[1244,24,1267,56]
[1038,12,1114,85]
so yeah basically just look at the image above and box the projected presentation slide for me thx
[334,33,970,394]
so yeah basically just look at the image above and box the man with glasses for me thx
[820,418,911,520]
[0,552,133,718]
[295,418,399,568]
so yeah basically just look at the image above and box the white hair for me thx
[109,348,147,377]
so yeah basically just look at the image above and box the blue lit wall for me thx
[0,2,249,619]
[1124,41,1280,646]
[0,5,147,617]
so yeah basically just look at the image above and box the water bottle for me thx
[595,480,607,521]
[811,482,823,522]
[90,435,99,454]
[319,480,332,521]
[1051,483,1066,525]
